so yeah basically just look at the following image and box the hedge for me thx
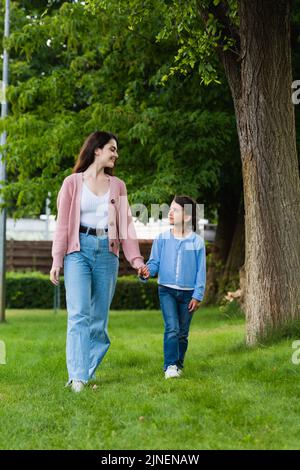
[5,272,160,310]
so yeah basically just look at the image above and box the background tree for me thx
[86,0,300,344]
[5,0,299,331]
[0,0,243,305]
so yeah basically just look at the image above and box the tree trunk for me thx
[227,0,300,344]
[221,199,245,301]
[204,184,242,304]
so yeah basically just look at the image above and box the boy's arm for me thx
[138,237,162,282]
[192,243,206,301]
[146,237,162,277]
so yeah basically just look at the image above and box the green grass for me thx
[0,307,300,450]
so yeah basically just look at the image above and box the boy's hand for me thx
[188,298,201,313]
[138,265,150,279]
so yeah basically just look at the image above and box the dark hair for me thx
[174,195,199,233]
[72,131,119,175]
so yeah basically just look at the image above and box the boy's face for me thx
[168,200,193,229]
[168,201,184,227]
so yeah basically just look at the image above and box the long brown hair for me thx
[72,131,119,175]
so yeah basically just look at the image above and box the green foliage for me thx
[0,0,240,222]
[5,272,160,309]
[0,0,298,222]
[5,271,62,309]
[219,299,244,319]
[86,0,238,85]
[258,319,300,346]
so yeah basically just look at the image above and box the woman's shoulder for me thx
[56,173,74,193]
[109,175,128,195]
[110,175,126,187]
[62,172,77,186]
[62,173,127,193]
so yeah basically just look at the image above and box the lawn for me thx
[0,307,300,450]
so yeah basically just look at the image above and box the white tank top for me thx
[80,182,109,229]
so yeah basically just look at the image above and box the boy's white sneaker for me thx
[165,365,180,379]
[71,380,85,393]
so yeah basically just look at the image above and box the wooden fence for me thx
[5,239,153,275]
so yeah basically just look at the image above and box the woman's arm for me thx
[51,178,72,269]
[118,181,144,270]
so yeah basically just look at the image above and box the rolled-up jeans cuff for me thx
[67,378,88,386]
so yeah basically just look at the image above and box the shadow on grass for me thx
[257,319,300,346]
[228,318,300,355]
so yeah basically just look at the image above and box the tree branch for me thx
[196,0,242,101]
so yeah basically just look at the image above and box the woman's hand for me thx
[50,267,61,286]
[138,265,150,279]
[188,298,201,313]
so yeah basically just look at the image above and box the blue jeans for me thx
[63,231,119,383]
[158,285,194,371]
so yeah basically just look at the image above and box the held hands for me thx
[137,265,150,280]
[50,267,61,286]
[188,298,201,313]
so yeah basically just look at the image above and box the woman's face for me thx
[95,139,118,168]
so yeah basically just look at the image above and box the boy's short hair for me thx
[174,195,199,233]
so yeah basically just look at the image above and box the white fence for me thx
[6,216,216,242]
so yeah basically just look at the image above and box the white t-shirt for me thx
[80,182,109,229]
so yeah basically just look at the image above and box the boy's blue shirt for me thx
[143,229,206,301]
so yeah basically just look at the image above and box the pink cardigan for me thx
[51,172,144,270]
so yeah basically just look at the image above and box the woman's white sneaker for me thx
[71,380,85,393]
[165,365,180,379]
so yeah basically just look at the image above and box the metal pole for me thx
[45,191,51,240]
[0,0,10,322]
[53,284,60,314]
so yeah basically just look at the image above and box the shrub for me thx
[5,272,160,310]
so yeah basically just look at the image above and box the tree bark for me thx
[230,0,300,344]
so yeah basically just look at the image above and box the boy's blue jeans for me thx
[158,285,194,371]
[63,231,119,383]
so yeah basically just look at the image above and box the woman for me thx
[50,131,146,392]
